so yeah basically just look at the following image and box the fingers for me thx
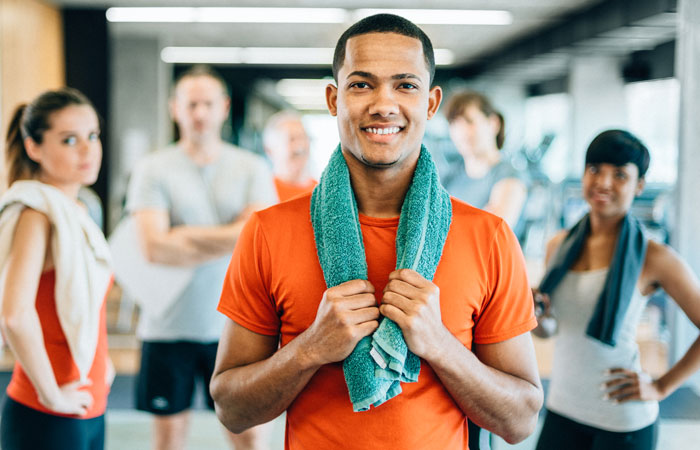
[384,278,420,299]
[379,303,406,327]
[532,289,552,316]
[356,319,380,337]
[388,269,429,287]
[56,385,94,416]
[61,379,92,390]
[347,306,381,324]
[601,369,656,403]
[604,384,640,403]
[606,368,637,377]
[381,290,413,312]
[601,368,640,392]
[334,279,375,296]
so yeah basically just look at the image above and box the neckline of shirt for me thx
[569,266,610,275]
[358,213,400,228]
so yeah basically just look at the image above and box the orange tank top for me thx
[6,270,112,419]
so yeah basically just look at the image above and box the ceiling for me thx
[49,0,609,66]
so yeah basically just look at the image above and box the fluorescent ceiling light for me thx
[284,96,329,107]
[107,7,348,23]
[276,78,334,97]
[285,103,330,111]
[354,9,512,25]
[434,49,455,65]
[162,47,455,66]
[106,7,510,25]
[161,47,335,65]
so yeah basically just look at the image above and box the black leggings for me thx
[1,397,105,450]
[536,409,658,450]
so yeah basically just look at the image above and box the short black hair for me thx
[332,14,435,85]
[585,129,650,178]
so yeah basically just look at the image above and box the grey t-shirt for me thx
[442,157,527,238]
[126,143,278,342]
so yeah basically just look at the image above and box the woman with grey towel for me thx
[533,130,700,450]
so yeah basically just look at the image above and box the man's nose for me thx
[78,138,91,154]
[595,171,614,188]
[193,104,208,119]
[368,85,399,117]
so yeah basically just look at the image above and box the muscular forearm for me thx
[211,333,321,433]
[174,220,245,254]
[1,311,61,406]
[145,222,242,266]
[427,333,543,444]
[144,212,252,266]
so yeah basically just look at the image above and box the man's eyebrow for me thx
[346,71,375,80]
[345,72,422,82]
[392,73,421,81]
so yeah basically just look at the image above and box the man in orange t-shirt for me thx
[262,110,318,202]
[212,14,543,450]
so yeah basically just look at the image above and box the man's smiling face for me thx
[326,32,441,170]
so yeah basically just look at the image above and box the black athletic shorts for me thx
[535,409,658,450]
[136,340,218,415]
[0,396,105,450]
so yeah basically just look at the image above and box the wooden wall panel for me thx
[0,0,65,187]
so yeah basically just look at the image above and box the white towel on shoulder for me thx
[0,180,112,382]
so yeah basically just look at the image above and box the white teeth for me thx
[366,127,400,135]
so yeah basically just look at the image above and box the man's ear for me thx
[168,97,178,122]
[427,86,442,120]
[326,84,338,117]
[636,177,646,196]
[24,137,41,164]
[221,96,231,121]
[488,113,501,135]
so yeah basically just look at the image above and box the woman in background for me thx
[444,90,528,235]
[444,90,529,449]
[0,88,114,450]
[534,130,700,450]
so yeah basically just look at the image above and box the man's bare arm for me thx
[211,280,380,433]
[380,269,543,444]
[485,178,527,229]
[210,321,318,433]
[432,333,542,444]
[132,206,260,266]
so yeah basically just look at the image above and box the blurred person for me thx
[78,186,104,229]
[445,90,530,450]
[125,65,277,450]
[0,88,114,450]
[444,91,527,236]
[262,110,317,202]
[533,130,700,450]
[211,14,542,450]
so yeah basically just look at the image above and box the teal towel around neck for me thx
[538,213,647,346]
[310,144,452,412]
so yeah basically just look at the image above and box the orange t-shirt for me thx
[273,177,317,203]
[7,270,112,419]
[218,194,536,450]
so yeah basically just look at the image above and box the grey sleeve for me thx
[125,158,170,213]
[493,159,529,187]
[246,158,279,207]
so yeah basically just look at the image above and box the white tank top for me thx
[546,268,659,432]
